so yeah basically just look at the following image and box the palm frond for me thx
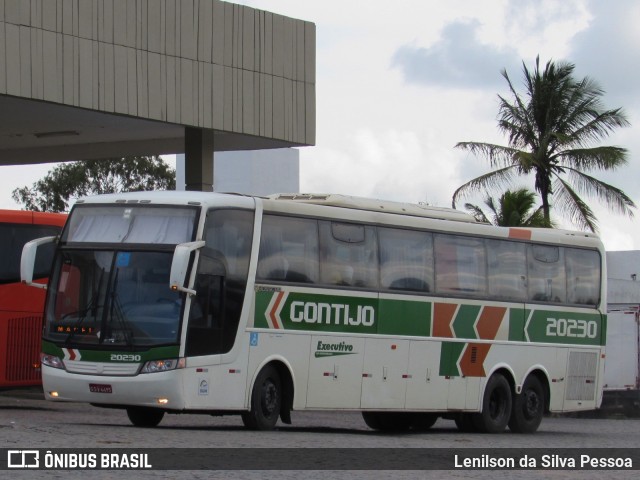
[451,166,517,208]
[454,142,525,169]
[556,146,628,171]
[551,176,598,232]
[562,168,636,216]
[523,206,550,228]
[464,203,490,224]
[564,109,630,147]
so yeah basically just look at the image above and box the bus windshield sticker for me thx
[115,252,131,267]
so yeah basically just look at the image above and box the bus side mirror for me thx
[21,236,57,289]
[170,241,205,296]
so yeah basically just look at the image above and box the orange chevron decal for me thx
[459,343,491,377]
[433,303,457,338]
[269,291,285,329]
[476,306,506,340]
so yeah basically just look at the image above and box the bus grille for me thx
[5,316,42,383]
[64,360,140,376]
[565,351,597,401]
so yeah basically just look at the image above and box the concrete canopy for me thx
[0,0,315,189]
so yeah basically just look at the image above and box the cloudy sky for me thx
[2,0,640,251]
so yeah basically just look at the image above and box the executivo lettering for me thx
[315,340,356,358]
[290,301,375,327]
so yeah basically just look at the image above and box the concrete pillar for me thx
[184,127,214,191]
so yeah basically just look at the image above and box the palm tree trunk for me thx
[535,169,552,227]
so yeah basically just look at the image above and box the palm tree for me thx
[452,56,635,232]
[465,188,548,227]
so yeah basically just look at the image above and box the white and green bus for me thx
[21,191,606,433]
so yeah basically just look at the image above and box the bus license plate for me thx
[89,383,112,394]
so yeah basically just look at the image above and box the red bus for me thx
[0,210,67,387]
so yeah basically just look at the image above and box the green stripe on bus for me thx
[525,310,604,346]
[452,305,481,339]
[439,341,465,377]
[254,290,272,329]
[508,308,527,342]
[378,298,431,337]
[253,290,605,346]
[40,340,180,362]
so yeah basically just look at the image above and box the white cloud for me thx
[0,163,57,210]
[570,0,640,103]
[391,20,521,89]
[302,128,461,207]
[3,0,639,252]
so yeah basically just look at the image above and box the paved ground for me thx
[1,387,639,479]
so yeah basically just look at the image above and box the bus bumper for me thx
[42,365,186,409]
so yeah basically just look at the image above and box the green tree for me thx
[453,56,635,232]
[12,155,175,213]
[465,188,548,227]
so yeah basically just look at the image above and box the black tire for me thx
[454,413,478,433]
[473,374,512,433]
[509,375,545,433]
[126,407,165,427]
[241,365,281,430]
[411,413,438,431]
[362,412,412,432]
[362,412,383,430]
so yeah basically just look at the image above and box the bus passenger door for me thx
[306,335,365,409]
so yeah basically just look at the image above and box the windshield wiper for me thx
[103,268,134,348]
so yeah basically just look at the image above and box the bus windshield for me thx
[45,250,182,347]
[43,203,199,348]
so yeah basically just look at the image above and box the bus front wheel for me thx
[126,407,165,427]
[509,375,544,433]
[472,373,512,433]
[411,413,438,431]
[242,365,282,431]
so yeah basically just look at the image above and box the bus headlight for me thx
[41,353,65,370]
[140,358,185,374]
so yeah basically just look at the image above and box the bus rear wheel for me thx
[126,407,165,427]
[242,365,281,431]
[473,373,512,433]
[509,375,544,433]
[454,413,478,432]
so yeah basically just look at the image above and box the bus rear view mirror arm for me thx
[170,240,205,296]
[21,236,57,289]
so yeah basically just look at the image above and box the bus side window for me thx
[566,248,600,306]
[186,209,254,357]
[187,261,225,355]
[257,215,319,284]
[434,234,487,297]
[319,221,378,289]
[527,245,566,303]
[379,227,433,293]
[486,239,527,302]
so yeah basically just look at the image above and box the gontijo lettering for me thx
[290,301,375,326]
